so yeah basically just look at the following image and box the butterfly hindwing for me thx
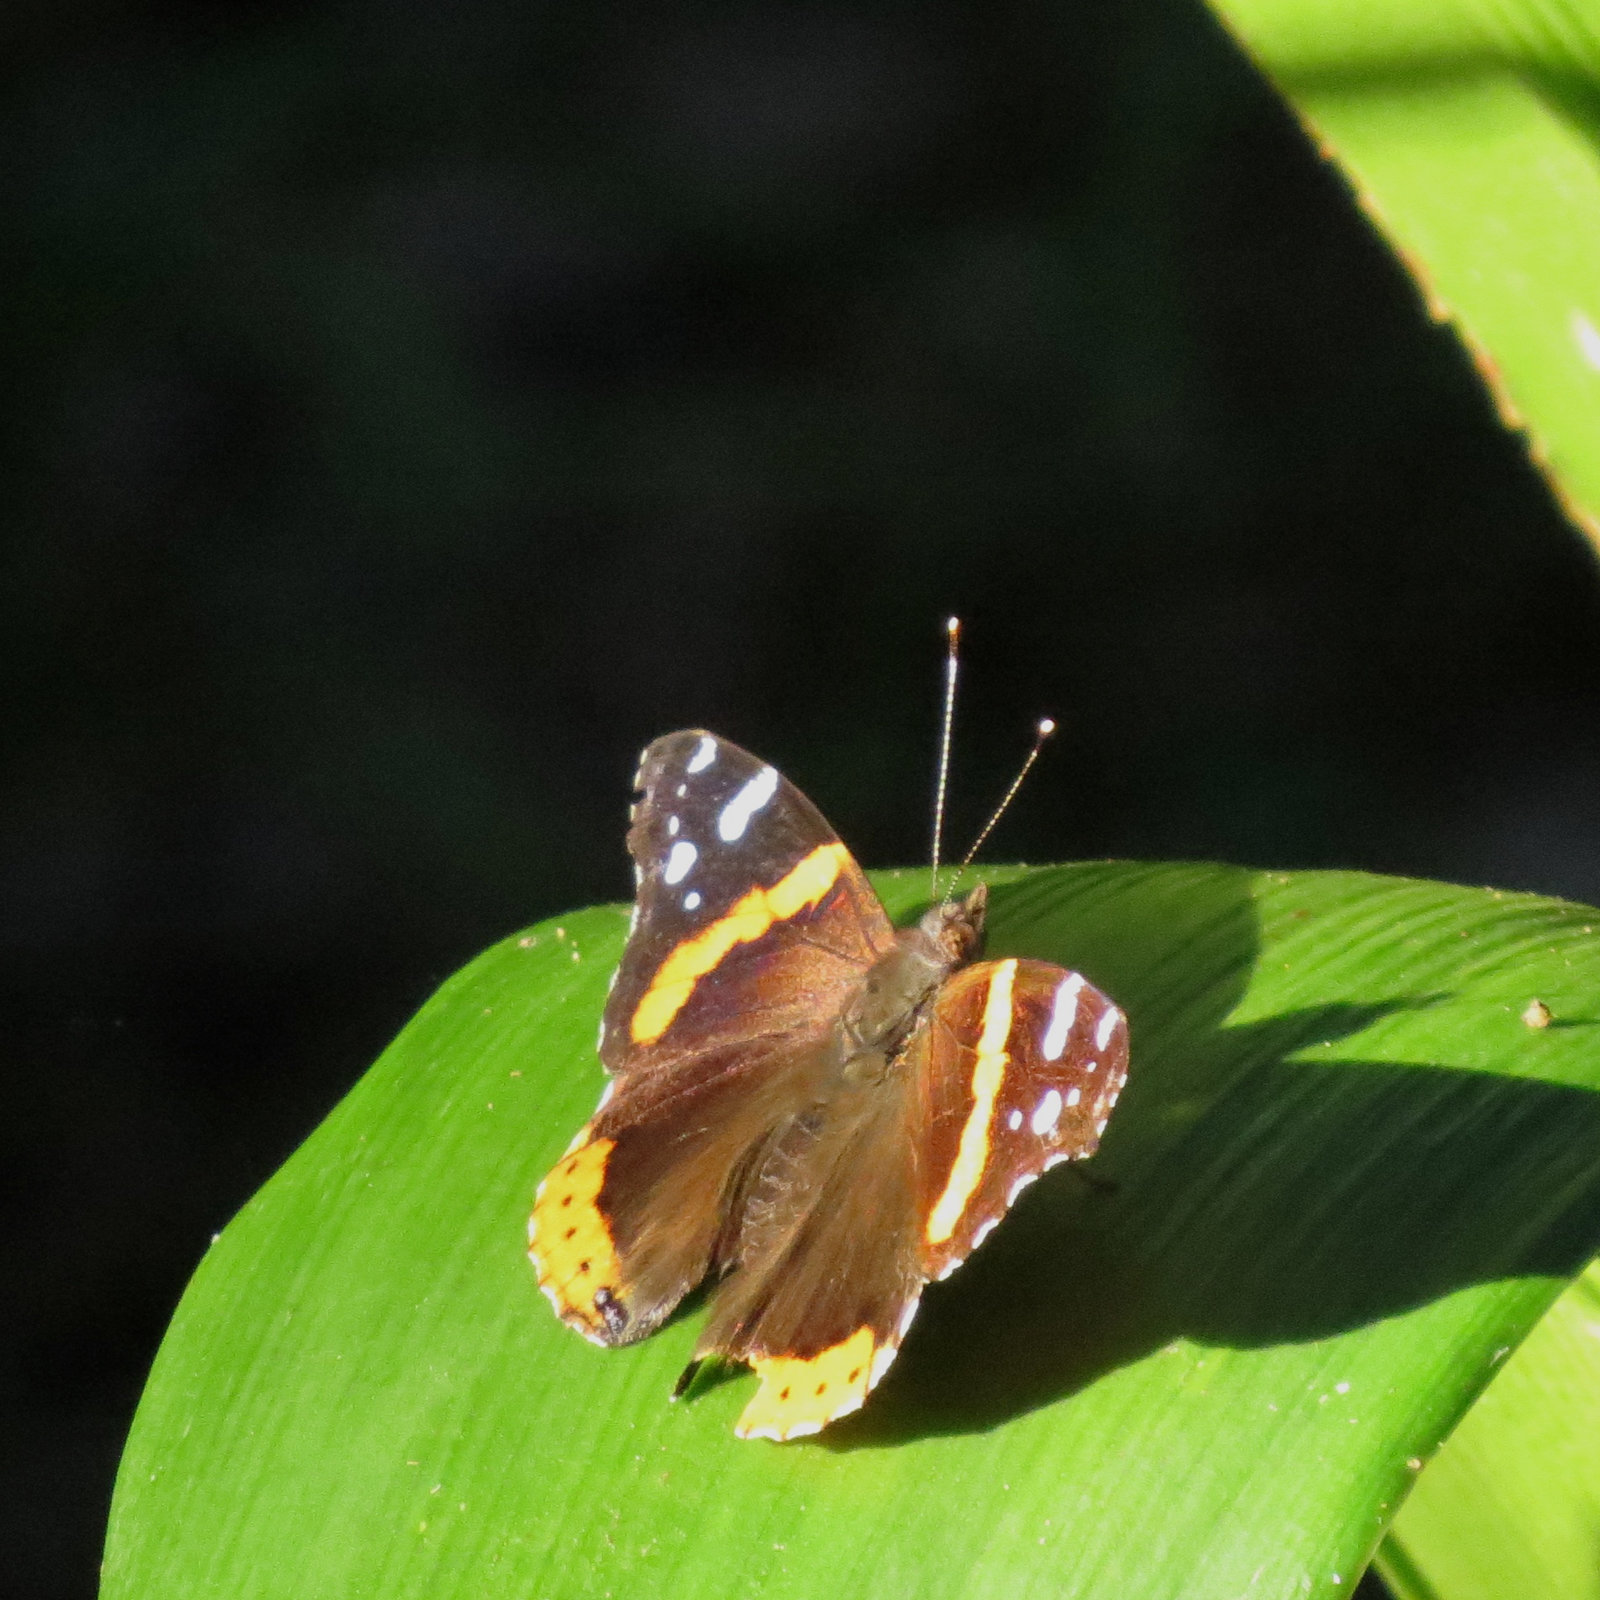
[533,1034,828,1345]
[688,1071,926,1440]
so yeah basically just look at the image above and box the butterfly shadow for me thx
[822,865,1600,1448]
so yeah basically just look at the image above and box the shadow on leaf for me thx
[827,866,1600,1446]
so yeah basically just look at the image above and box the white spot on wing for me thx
[666,816,680,836]
[1007,1172,1038,1205]
[1030,1088,1063,1136]
[687,735,718,773]
[1007,1108,1023,1131]
[1042,974,1085,1060]
[663,840,698,884]
[972,1217,998,1250]
[683,891,702,911]
[1095,1006,1119,1051]
[717,765,779,842]
[1066,1086,1080,1107]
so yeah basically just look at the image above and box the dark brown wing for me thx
[914,957,1128,1284]
[688,1076,926,1440]
[600,730,896,1084]
[530,730,898,1348]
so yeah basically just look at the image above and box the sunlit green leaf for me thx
[102,862,1600,1598]
[1380,1258,1600,1600]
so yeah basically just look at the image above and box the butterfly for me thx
[528,729,1128,1440]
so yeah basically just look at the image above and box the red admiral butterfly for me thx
[529,670,1128,1440]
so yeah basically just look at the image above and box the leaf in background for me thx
[1379,1257,1600,1600]
[103,863,1600,1599]
[1206,0,1600,545]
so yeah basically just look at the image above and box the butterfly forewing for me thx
[600,730,896,1080]
[531,730,898,1349]
[915,957,1128,1283]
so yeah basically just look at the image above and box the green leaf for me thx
[1205,0,1600,545]
[1379,1257,1600,1600]
[103,863,1600,1599]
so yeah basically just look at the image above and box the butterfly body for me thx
[838,892,984,1065]
[529,730,1128,1440]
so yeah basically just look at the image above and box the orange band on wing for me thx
[528,1130,624,1342]
[925,958,1016,1245]
[629,842,850,1045]
[737,1326,878,1441]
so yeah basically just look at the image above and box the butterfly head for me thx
[915,881,987,968]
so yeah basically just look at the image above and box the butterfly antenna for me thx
[929,616,961,901]
[941,717,1056,905]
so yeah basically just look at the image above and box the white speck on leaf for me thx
[1573,309,1600,370]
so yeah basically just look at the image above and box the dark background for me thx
[6,0,1598,1594]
